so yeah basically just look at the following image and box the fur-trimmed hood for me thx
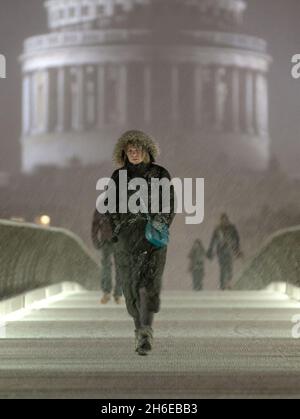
[113,130,160,168]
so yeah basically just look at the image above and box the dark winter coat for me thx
[109,131,175,238]
[189,240,206,272]
[108,130,175,319]
[207,223,241,263]
[91,210,113,249]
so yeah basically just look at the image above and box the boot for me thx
[100,293,111,304]
[136,326,153,356]
[114,296,122,305]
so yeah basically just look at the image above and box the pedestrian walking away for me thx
[207,214,243,290]
[91,210,123,305]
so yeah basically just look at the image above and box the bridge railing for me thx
[0,220,100,301]
[234,226,300,298]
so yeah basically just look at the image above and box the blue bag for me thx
[139,195,170,249]
[145,221,169,249]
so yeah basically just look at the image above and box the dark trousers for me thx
[218,254,233,290]
[101,241,123,298]
[115,221,167,329]
[192,267,204,291]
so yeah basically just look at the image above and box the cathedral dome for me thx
[45,0,247,31]
[21,0,271,173]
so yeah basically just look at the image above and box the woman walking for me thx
[108,130,175,356]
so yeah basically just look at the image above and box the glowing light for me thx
[36,215,51,227]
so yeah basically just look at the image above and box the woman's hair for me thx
[143,151,151,164]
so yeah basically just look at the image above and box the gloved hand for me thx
[92,238,104,250]
[111,235,119,243]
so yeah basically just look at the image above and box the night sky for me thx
[1,0,300,175]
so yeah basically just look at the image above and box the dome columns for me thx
[22,59,269,142]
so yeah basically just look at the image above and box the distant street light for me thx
[36,215,51,227]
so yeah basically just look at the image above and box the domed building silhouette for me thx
[20,0,271,173]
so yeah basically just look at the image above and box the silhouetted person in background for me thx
[207,214,243,290]
[92,210,123,304]
[188,239,206,291]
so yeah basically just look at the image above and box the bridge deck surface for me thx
[1,291,300,398]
